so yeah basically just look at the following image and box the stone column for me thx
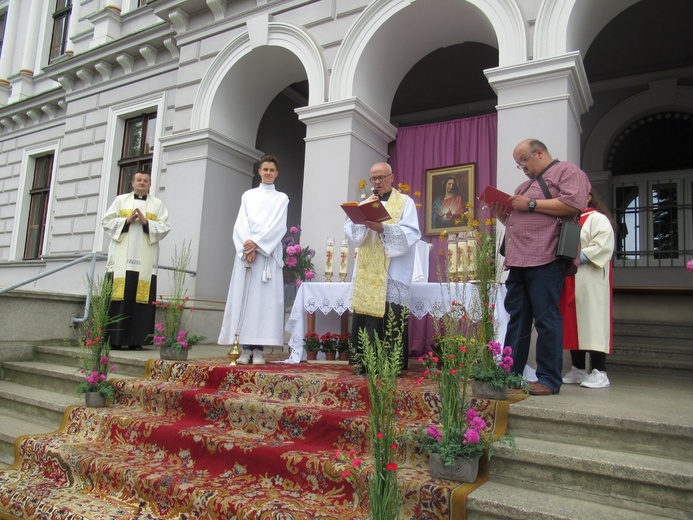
[296,98,398,280]
[0,0,21,87]
[485,52,593,194]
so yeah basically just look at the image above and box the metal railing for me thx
[0,252,196,327]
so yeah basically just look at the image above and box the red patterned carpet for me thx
[0,355,519,519]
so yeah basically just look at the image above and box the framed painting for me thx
[425,162,476,236]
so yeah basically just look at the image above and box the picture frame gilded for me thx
[424,162,476,236]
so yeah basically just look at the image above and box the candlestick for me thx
[325,238,334,282]
[457,240,467,281]
[447,234,457,279]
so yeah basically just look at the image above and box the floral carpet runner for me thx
[0,356,517,519]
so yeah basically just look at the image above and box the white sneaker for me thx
[252,349,265,365]
[580,369,610,389]
[237,349,252,365]
[562,366,588,384]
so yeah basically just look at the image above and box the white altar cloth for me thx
[284,282,508,363]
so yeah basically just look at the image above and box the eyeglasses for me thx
[369,173,392,184]
[515,149,538,169]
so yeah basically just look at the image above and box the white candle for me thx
[457,240,467,276]
[339,239,349,275]
[447,236,457,276]
[467,239,477,273]
[325,238,334,273]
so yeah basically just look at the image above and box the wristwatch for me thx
[528,199,537,213]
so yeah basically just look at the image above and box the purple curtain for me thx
[387,113,498,356]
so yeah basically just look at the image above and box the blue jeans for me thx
[503,259,570,393]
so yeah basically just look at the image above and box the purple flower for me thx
[426,425,442,441]
[307,248,316,259]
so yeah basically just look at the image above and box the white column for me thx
[296,98,397,275]
[64,0,82,56]
[0,0,21,86]
[19,0,42,75]
[485,52,593,194]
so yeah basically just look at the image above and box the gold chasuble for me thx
[351,190,406,317]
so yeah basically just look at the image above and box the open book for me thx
[341,200,391,225]
[478,185,513,214]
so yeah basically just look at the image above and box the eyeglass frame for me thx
[369,173,393,184]
[515,149,538,169]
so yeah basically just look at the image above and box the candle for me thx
[325,238,334,273]
[339,239,349,275]
[447,235,457,277]
[467,239,477,274]
[457,240,467,277]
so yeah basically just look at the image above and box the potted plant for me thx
[282,225,317,287]
[303,331,320,360]
[320,332,338,360]
[76,276,118,407]
[470,340,525,399]
[150,242,206,360]
[336,333,351,362]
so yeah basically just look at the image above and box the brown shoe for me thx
[529,382,556,396]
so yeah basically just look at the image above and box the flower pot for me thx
[160,346,189,361]
[305,351,318,361]
[338,351,350,362]
[429,453,479,483]
[325,351,336,361]
[85,391,106,408]
[471,380,508,400]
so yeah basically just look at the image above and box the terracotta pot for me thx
[305,350,318,361]
[471,379,508,400]
[325,351,336,361]
[85,391,106,408]
[160,346,190,361]
[429,453,479,483]
[338,351,350,362]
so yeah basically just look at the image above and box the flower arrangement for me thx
[320,332,338,353]
[76,276,118,402]
[335,307,404,519]
[303,331,321,352]
[150,242,206,358]
[282,225,316,286]
[470,340,526,390]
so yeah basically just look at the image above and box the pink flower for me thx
[295,279,302,287]
[177,330,187,342]
[463,429,480,444]
[687,260,693,272]
[290,226,299,234]
[386,462,398,471]
[340,469,351,480]
[304,269,315,280]
[99,356,109,366]
[416,376,425,385]
[285,256,298,267]
[426,425,442,441]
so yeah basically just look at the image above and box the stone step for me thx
[0,412,56,467]
[467,481,673,519]
[0,380,82,431]
[613,321,693,346]
[488,437,693,518]
[507,402,693,462]
[2,361,85,396]
[34,345,150,378]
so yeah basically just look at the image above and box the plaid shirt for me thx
[504,161,591,268]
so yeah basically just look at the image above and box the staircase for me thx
[467,378,693,519]
[611,320,693,377]
[0,345,144,466]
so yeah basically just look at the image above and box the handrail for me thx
[0,253,197,327]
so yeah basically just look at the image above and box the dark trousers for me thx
[570,350,607,372]
[504,259,570,392]
[350,303,409,371]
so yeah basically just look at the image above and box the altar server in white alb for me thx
[344,162,421,374]
[218,155,289,365]
[102,171,171,349]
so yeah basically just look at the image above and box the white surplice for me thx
[344,194,421,307]
[218,184,289,347]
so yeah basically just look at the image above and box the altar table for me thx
[284,282,508,363]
